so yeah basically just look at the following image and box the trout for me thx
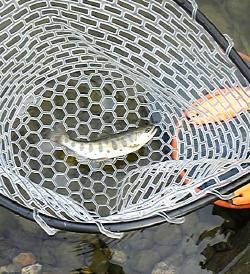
[50,124,157,161]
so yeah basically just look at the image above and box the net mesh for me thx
[0,0,249,237]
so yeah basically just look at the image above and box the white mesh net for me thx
[0,0,249,238]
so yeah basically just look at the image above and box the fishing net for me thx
[0,0,250,238]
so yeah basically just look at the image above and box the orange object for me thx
[185,87,250,125]
[214,199,250,209]
[214,184,250,209]
[171,134,178,160]
[171,52,250,209]
[233,184,250,205]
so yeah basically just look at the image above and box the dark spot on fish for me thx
[80,143,85,150]
[88,143,93,152]
[145,126,152,133]
[98,142,103,152]
[112,141,118,150]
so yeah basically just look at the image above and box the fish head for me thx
[140,125,157,141]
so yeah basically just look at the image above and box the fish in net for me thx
[0,0,249,238]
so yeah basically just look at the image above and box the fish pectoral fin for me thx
[88,161,103,169]
[129,143,140,148]
[100,158,113,164]
[75,155,89,163]
[97,158,108,161]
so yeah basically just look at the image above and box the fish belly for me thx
[59,130,144,161]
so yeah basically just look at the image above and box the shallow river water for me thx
[0,0,250,274]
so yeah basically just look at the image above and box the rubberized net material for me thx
[0,0,249,238]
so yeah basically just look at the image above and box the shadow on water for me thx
[199,208,250,274]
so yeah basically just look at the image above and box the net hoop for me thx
[0,0,249,235]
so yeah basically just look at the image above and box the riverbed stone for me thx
[17,217,43,234]
[54,242,82,269]
[151,261,176,274]
[111,249,127,264]
[154,243,175,259]
[41,267,65,274]
[153,224,182,246]
[13,252,36,266]
[40,240,58,265]
[164,247,184,269]
[21,264,42,274]
[128,236,153,250]
[131,250,160,273]
[181,213,199,236]
[181,235,199,257]
[0,263,22,273]
[8,228,39,251]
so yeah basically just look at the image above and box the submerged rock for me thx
[131,250,160,273]
[181,236,199,257]
[153,223,182,246]
[21,263,42,274]
[151,261,176,274]
[111,249,127,264]
[181,213,199,236]
[128,237,152,250]
[17,217,43,234]
[42,267,66,274]
[40,239,58,266]
[0,263,21,273]
[12,252,36,266]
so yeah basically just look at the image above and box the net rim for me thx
[0,172,249,233]
[175,0,250,82]
[1,0,250,233]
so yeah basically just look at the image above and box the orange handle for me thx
[214,183,250,209]
[171,51,250,209]
[233,184,250,205]
[214,51,250,209]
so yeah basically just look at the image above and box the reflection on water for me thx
[1,0,250,274]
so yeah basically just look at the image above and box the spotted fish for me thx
[50,124,157,161]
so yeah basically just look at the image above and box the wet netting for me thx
[0,0,250,238]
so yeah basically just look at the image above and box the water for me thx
[0,0,250,273]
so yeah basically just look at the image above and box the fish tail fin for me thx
[50,123,67,143]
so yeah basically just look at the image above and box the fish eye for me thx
[145,127,152,133]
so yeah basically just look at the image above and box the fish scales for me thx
[50,124,157,161]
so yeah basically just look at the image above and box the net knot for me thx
[224,34,234,57]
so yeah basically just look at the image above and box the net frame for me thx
[0,0,249,236]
